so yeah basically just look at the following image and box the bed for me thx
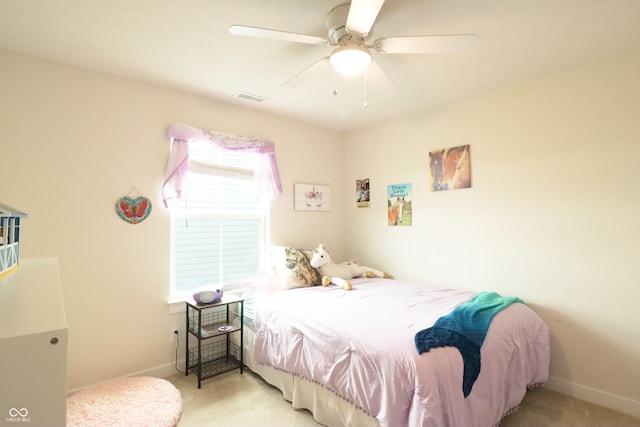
[242,276,550,427]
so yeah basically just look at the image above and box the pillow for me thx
[271,246,322,290]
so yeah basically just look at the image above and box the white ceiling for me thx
[1,0,639,131]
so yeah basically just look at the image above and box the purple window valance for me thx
[161,123,283,208]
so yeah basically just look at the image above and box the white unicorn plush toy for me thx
[310,244,393,290]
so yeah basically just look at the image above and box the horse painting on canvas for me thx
[429,145,471,191]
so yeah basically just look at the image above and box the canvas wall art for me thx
[387,183,412,226]
[294,183,331,211]
[428,144,471,192]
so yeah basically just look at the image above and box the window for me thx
[169,141,268,300]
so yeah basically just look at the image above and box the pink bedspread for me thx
[253,278,549,427]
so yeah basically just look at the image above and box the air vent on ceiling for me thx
[233,92,268,103]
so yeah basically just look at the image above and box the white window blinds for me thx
[171,143,265,295]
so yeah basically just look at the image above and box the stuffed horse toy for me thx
[310,244,393,290]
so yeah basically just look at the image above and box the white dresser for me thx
[0,258,68,427]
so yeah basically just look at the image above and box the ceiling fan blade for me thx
[374,34,479,54]
[280,57,330,88]
[346,0,386,38]
[365,60,397,95]
[229,25,329,46]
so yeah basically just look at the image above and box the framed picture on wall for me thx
[356,178,370,208]
[387,183,412,226]
[294,183,331,211]
[428,144,471,192]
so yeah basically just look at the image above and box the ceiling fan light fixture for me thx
[329,45,372,77]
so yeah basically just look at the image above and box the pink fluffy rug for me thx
[67,376,182,427]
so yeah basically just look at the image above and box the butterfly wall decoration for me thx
[115,195,152,224]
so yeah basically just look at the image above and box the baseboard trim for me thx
[546,375,640,418]
[67,361,185,395]
[135,361,185,379]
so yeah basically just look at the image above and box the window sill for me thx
[167,297,188,314]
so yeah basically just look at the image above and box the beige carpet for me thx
[167,370,640,426]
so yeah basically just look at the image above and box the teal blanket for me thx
[414,292,523,397]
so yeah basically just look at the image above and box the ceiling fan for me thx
[229,0,478,89]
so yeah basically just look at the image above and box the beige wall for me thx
[0,49,345,391]
[1,46,639,416]
[345,49,640,416]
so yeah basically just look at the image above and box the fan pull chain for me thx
[363,72,368,109]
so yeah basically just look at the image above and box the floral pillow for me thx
[271,246,322,289]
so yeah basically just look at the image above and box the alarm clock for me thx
[193,289,223,305]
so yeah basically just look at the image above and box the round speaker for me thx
[193,289,223,305]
